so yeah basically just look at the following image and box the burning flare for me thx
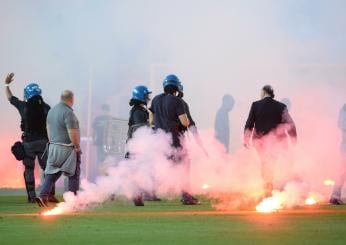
[323,179,335,186]
[305,197,317,205]
[42,207,64,216]
[256,196,283,213]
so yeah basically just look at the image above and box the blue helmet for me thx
[163,74,182,90]
[132,85,152,103]
[24,83,42,100]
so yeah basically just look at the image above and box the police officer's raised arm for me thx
[4,73,14,101]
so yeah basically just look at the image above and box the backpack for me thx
[11,141,25,160]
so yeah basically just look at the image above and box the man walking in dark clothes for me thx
[149,74,199,205]
[244,85,297,197]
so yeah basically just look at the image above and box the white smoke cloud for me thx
[45,102,342,215]
[0,1,344,211]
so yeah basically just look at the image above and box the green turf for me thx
[1,195,346,245]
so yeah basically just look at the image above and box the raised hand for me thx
[5,73,14,84]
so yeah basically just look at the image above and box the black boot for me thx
[133,195,144,206]
[181,192,200,205]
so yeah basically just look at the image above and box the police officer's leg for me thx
[97,145,105,163]
[23,142,36,202]
[171,135,199,205]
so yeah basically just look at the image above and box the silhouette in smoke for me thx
[178,85,208,156]
[149,74,199,205]
[214,94,235,153]
[4,73,57,204]
[92,104,113,163]
[244,85,297,197]
[330,103,346,205]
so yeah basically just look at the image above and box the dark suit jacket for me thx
[244,97,297,140]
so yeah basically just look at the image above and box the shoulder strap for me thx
[20,103,27,132]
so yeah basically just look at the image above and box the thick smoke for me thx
[48,93,343,214]
[0,1,345,211]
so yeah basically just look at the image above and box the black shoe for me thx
[149,196,161,201]
[181,193,200,205]
[110,194,116,201]
[133,196,144,206]
[181,197,200,205]
[48,196,59,203]
[28,198,36,204]
[330,198,344,205]
[35,197,48,208]
[143,192,161,201]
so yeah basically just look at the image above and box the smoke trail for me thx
[45,89,344,215]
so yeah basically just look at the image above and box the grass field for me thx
[1,190,346,245]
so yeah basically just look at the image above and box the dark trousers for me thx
[23,139,55,200]
[40,154,81,198]
[96,145,106,163]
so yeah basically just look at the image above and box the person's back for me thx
[251,97,286,136]
[9,93,50,141]
[93,104,113,146]
[23,96,50,141]
[93,115,113,144]
[128,105,149,138]
[47,102,79,144]
[245,84,296,142]
[151,93,185,133]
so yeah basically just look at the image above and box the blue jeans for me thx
[40,154,81,198]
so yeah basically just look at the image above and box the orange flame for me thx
[42,207,64,216]
[256,196,283,213]
[305,197,317,205]
[323,179,335,186]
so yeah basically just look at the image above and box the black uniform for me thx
[125,104,149,160]
[181,99,196,129]
[127,103,152,205]
[10,96,54,202]
[127,105,149,139]
[149,93,186,148]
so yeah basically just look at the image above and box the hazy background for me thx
[0,0,345,188]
